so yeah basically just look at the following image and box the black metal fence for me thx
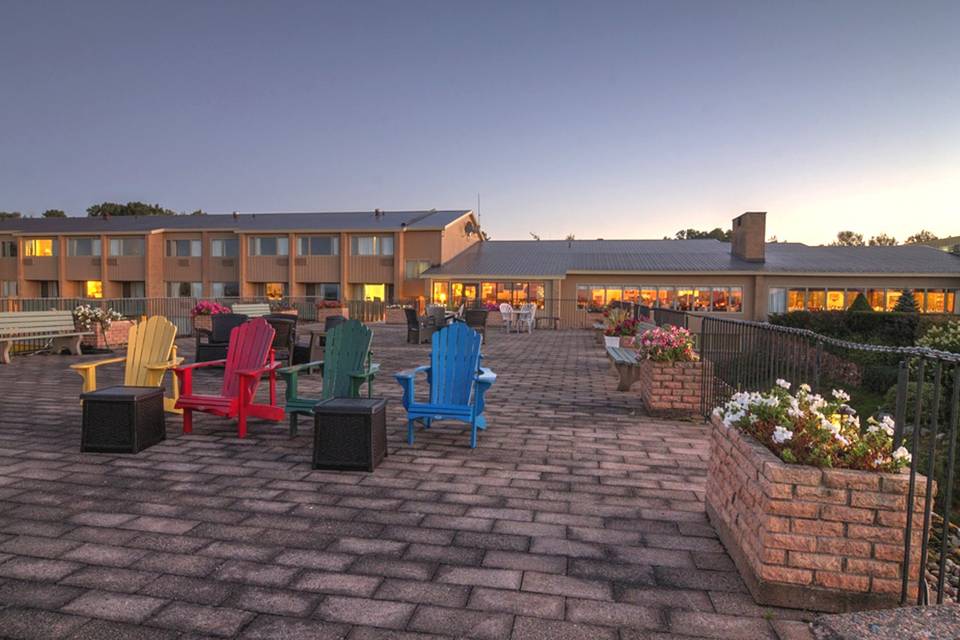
[0,297,390,352]
[698,315,960,605]
[653,307,689,329]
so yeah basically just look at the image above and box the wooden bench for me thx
[0,310,91,364]
[607,346,643,391]
[232,303,271,318]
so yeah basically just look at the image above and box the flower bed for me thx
[707,382,929,612]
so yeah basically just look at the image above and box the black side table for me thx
[81,386,166,453]
[312,397,388,472]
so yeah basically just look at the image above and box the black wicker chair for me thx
[464,308,489,341]
[293,314,349,365]
[195,313,248,362]
[264,314,297,367]
[405,308,435,345]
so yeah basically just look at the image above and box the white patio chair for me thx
[499,303,514,332]
[517,303,536,334]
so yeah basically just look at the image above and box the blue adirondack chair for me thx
[395,322,496,448]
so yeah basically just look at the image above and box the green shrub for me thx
[917,321,960,355]
[847,293,873,312]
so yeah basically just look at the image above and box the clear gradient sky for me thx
[1,1,957,244]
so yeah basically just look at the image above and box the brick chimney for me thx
[731,211,766,263]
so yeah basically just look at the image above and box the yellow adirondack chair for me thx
[71,316,184,413]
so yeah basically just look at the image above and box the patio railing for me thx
[697,314,960,605]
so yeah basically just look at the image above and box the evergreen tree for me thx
[847,292,873,312]
[892,289,919,313]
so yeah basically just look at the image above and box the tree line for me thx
[829,230,939,246]
[0,202,206,219]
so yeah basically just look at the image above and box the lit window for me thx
[85,280,103,299]
[362,284,386,301]
[845,290,864,309]
[694,288,711,311]
[786,289,805,311]
[432,281,449,305]
[25,239,56,257]
[657,287,675,309]
[729,287,743,312]
[712,288,729,311]
[867,289,885,311]
[807,290,826,311]
[926,290,946,313]
[263,282,286,300]
[826,290,845,311]
[885,290,902,311]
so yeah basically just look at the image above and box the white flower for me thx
[776,379,791,390]
[832,389,851,402]
[835,434,850,447]
[772,426,793,444]
[892,447,912,464]
[880,415,896,436]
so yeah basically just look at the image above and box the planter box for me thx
[81,320,133,349]
[192,314,213,335]
[315,306,349,324]
[706,415,930,612]
[385,308,407,325]
[638,360,702,417]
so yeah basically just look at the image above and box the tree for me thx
[868,234,898,246]
[906,230,938,244]
[565,233,575,241]
[674,228,731,241]
[0,211,22,219]
[847,292,873,313]
[42,209,66,217]
[529,232,541,241]
[831,231,864,247]
[86,201,176,217]
[480,230,491,241]
[892,289,919,313]
[188,209,206,216]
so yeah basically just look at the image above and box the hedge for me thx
[768,311,957,347]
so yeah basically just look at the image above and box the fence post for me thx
[893,360,909,448]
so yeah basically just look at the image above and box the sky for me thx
[0,0,957,245]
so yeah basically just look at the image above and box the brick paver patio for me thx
[0,325,815,639]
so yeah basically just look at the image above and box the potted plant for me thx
[74,305,126,351]
[269,300,299,317]
[709,381,926,612]
[634,324,702,415]
[315,299,349,323]
[191,300,231,333]
[602,308,632,347]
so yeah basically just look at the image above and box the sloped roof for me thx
[424,239,960,277]
[0,210,471,234]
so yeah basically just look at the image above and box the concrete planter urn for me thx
[82,319,133,350]
[638,360,702,417]
[706,414,929,612]
[385,308,407,325]
[315,305,349,324]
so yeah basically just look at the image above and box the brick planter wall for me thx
[706,415,930,612]
[192,314,213,335]
[315,306,349,324]
[82,319,133,350]
[638,360,702,417]
[385,308,407,325]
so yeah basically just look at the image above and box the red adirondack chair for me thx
[174,318,284,438]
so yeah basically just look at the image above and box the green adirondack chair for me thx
[278,319,379,436]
